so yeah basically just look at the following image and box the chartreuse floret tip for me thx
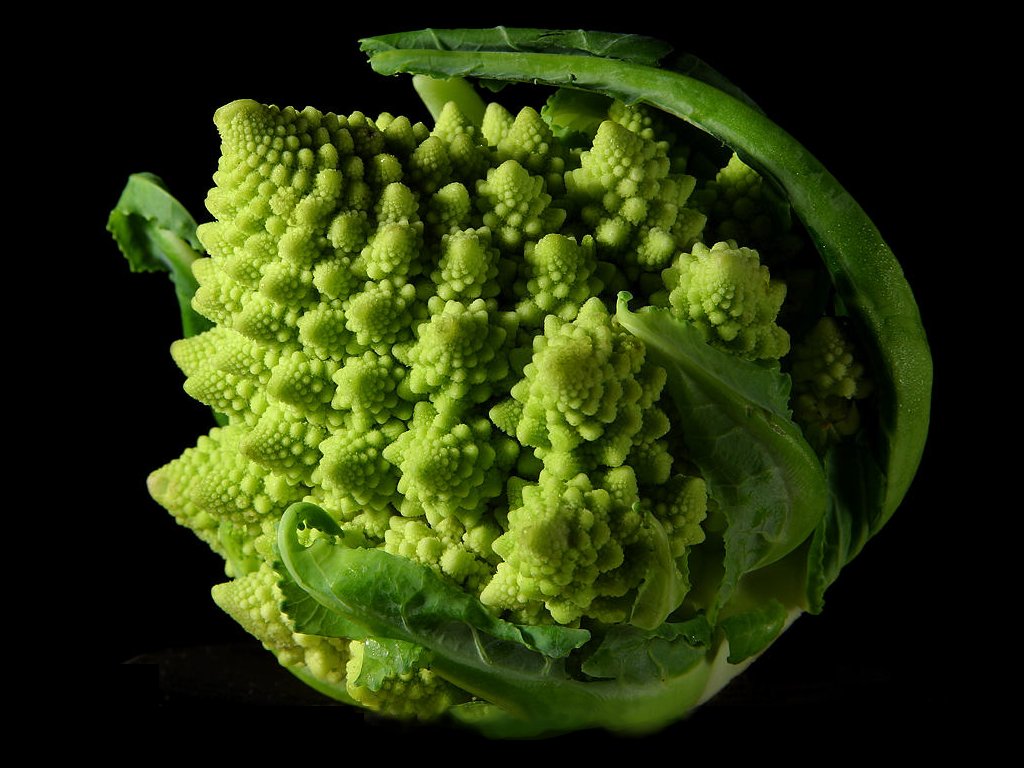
[406,297,516,404]
[515,233,603,327]
[503,297,649,468]
[345,638,464,719]
[212,562,350,684]
[383,401,519,524]
[476,160,566,253]
[661,240,789,360]
[791,317,873,452]
[431,227,501,302]
[480,467,647,625]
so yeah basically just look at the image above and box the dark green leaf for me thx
[517,624,594,660]
[107,172,211,338]
[720,600,787,663]
[109,172,202,252]
[352,637,431,692]
[277,502,722,736]
[278,502,589,659]
[277,555,375,641]
[541,89,613,142]
[621,298,794,421]
[662,51,762,113]
[582,616,711,683]
[361,27,672,66]
[630,512,687,630]
[805,442,885,613]
[617,295,827,617]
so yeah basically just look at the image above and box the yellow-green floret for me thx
[212,562,351,684]
[791,317,873,452]
[660,240,789,360]
[345,638,464,719]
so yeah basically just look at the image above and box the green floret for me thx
[232,121,346,301]
[425,182,474,239]
[625,402,673,486]
[266,350,340,424]
[514,233,603,327]
[343,110,386,156]
[431,227,501,302]
[174,326,270,421]
[212,562,351,686]
[430,102,489,182]
[147,425,304,575]
[375,181,420,225]
[432,101,479,146]
[406,297,517,404]
[791,317,873,453]
[498,297,652,472]
[374,112,427,158]
[564,112,705,281]
[490,106,567,195]
[644,474,708,559]
[384,512,502,593]
[480,467,648,625]
[481,102,514,145]
[344,278,419,354]
[607,101,666,143]
[195,101,357,336]
[366,151,404,188]
[240,404,326,480]
[345,638,463,720]
[383,401,519,524]
[660,240,790,360]
[190,256,246,325]
[317,426,401,527]
[475,159,566,253]
[605,101,690,176]
[492,106,552,167]
[693,152,796,257]
[259,259,316,307]
[331,351,412,429]
[407,136,453,194]
[357,221,422,283]
[567,119,665,229]
[297,303,352,361]
[232,292,300,345]
[326,212,370,255]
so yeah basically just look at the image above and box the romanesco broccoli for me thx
[112,27,930,738]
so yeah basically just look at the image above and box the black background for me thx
[77,7,977,753]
